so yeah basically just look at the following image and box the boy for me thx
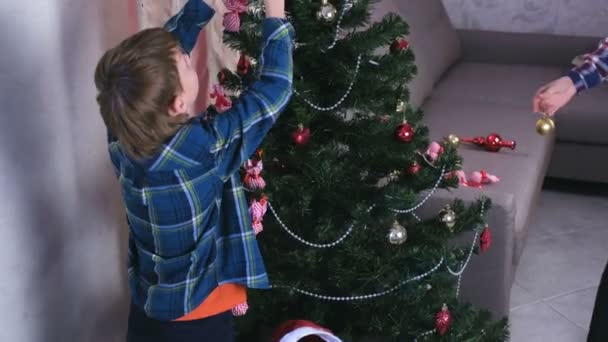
[94,0,293,340]
[533,37,608,342]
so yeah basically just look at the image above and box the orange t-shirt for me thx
[174,284,246,321]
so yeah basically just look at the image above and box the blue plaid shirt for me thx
[107,0,294,321]
[568,37,608,92]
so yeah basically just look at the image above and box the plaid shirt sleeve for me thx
[202,19,294,181]
[568,37,608,92]
[164,0,215,54]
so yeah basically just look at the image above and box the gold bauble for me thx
[316,0,338,23]
[445,134,460,148]
[396,100,407,113]
[388,221,408,245]
[439,205,457,231]
[536,116,555,136]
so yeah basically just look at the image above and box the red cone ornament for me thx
[480,226,492,253]
[435,304,452,336]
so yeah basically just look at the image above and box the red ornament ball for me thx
[391,38,410,53]
[408,162,421,175]
[292,125,311,146]
[435,304,452,336]
[237,54,251,76]
[395,122,415,143]
[480,226,492,253]
[485,133,503,152]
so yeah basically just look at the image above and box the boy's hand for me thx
[264,0,285,18]
[532,76,577,116]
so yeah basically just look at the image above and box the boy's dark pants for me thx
[127,303,235,342]
[588,261,608,342]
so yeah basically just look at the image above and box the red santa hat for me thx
[271,320,342,342]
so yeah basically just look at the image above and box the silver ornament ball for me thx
[317,1,338,23]
[439,205,457,230]
[388,221,408,245]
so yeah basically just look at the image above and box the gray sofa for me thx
[373,0,608,318]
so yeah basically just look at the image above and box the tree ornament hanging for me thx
[439,205,456,230]
[444,134,460,148]
[210,84,233,113]
[390,38,410,54]
[223,0,248,32]
[388,221,408,245]
[435,304,452,336]
[480,225,492,253]
[317,0,338,23]
[394,122,415,143]
[536,114,555,136]
[237,54,252,76]
[407,161,421,175]
[395,100,407,113]
[292,124,311,145]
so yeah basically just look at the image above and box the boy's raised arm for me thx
[164,0,215,54]
[199,0,293,181]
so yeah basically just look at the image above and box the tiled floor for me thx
[509,188,608,342]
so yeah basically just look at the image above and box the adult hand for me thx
[532,76,577,116]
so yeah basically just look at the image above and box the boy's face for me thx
[173,49,199,117]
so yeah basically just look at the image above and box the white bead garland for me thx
[448,200,488,297]
[271,257,444,301]
[414,329,435,342]
[267,201,374,248]
[390,166,447,214]
[294,54,362,112]
[324,0,354,50]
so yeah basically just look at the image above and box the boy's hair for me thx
[95,28,188,159]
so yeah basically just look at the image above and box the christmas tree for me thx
[213,0,509,340]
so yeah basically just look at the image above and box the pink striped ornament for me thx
[223,0,248,32]
[231,302,249,316]
[249,196,268,222]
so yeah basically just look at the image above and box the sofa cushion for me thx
[421,98,554,265]
[372,0,461,108]
[558,85,608,144]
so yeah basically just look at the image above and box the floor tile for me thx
[527,190,608,241]
[509,302,587,342]
[514,230,606,299]
[547,287,598,330]
[510,283,539,309]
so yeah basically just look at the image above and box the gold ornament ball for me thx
[445,134,460,148]
[536,116,555,136]
[396,100,407,113]
[439,205,457,230]
[388,221,408,245]
[317,1,338,23]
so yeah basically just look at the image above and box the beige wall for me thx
[443,0,608,37]
[0,0,134,340]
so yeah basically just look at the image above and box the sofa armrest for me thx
[456,29,602,67]
[417,187,516,318]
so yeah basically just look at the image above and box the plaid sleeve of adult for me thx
[203,19,295,181]
[164,0,215,54]
[568,37,608,92]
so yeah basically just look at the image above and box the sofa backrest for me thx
[456,29,603,66]
[372,0,462,108]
